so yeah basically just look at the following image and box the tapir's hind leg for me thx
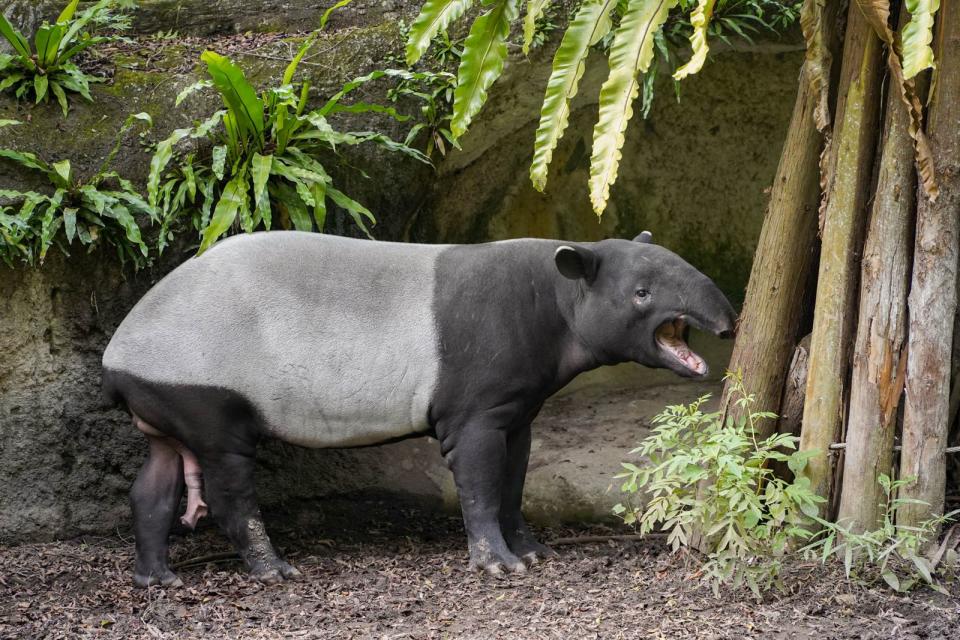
[199,451,301,584]
[131,435,185,588]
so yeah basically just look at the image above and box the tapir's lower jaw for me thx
[654,317,709,377]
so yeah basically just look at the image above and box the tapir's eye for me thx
[634,288,650,301]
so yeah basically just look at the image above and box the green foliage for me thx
[149,44,430,255]
[901,0,939,79]
[0,114,154,268]
[802,474,959,594]
[407,0,803,214]
[613,372,825,597]
[0,0,135,116]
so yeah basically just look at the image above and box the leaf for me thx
[589,0,677,216]
[450,0,519,139]
[328,186,375,237]
[311,181,327,231]
[211,145,228,180]
[320,0,355,30]
[673,0,716,80]
[272,180,312,231]
[175,79,213,106]
[251,153,272,216]
[34,74,49,104]
[901,0,939,79]
[51,160,72,188]
[908,554,934,584]
[0,149,49,172]
[529,0,617,191]
[0,119,20,128]
[147,128,191,207]
[57,0,82,24]
[200,50,265,144]
[50,81,69,116]
[853,0,937,199]
[0,12,33,62]
[198,174,245,254]
[522,0,553,54]
[63,207,77,243]
[406,0,474,65]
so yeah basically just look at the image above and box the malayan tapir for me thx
[102,230,737,587]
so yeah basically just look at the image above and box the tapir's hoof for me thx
[251,561,301,585]
[133,569,183,588]
[520,543,557,566]
[470,552,527,576]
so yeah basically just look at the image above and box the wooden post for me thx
[721,0,842,434]
[898,0,960,528]
[837,7,916,530]
[798,2,884,506]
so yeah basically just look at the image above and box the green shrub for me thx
[0,114,154,268]
[0,0,134,116]
[148,39,431,254]
[614,372,824,597]
[803,474,959,594]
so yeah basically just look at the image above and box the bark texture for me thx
[721,0,843,431]
[799,3,884,506]
[837,9,917,531]
[898,0,960,527]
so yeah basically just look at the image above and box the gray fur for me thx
[103,232,446,447]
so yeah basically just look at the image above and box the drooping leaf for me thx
[50,81,69,116]
[451,0,518,139]
[0,149,49,172]
[406,0,474,65]
[148,128,191,207]
[589,0,677,216]
[211,145,228,180]
[251,153,272,216]
[523,0,554,54]
[63,207,77,243]
[673,0,716,80]
[529,0,617,191]
[199,174,246,253]
[34,74,49,103]
[853,0,937,199]
[328,186,375,237]
[272,180,312,231]
[175,79,213,106]
[901,0,939,79]
[800,0,831,131]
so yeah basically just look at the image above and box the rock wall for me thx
[0,0,802,542]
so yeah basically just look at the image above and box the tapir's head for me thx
[554,232,737,378]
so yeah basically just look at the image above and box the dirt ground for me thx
[2,498,959,640]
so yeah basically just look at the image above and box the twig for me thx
[547,533,666,546]
[171,551,239,569]
[929,523,960,570]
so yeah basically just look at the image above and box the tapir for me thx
[102,230,737,587]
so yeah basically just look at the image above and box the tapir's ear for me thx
[633,230,654,244]
[555,245,597,282]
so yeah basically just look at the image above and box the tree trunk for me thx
[798,3,884,507]
[836,8,917,532]
[898,0,960,528]
[721,0,842,433]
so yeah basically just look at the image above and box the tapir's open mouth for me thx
[655,318,708,376]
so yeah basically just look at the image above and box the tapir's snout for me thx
[687,277,738,339]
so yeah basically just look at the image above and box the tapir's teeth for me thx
[656,317,706,374]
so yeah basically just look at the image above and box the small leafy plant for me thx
[149,39,430,254]
[0,114,154,268]
[803,474,959,594]
[0,0,134,115]
[614,372,824,597]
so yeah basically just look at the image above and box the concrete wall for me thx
[0,0,802,542]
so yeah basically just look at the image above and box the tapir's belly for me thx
[103,232,443,448]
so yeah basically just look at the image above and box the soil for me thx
[2,499,958,639]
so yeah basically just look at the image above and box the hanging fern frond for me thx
[522,0,554,54]
[854,0,937,199]
[673,0,716,80]
[901,0,939,79]
[529,0,618,192]
[589,0,677,215]
[450,0,519,139]
[406,0,475,66]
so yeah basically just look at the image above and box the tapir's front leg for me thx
[500,424,555,564]
[442,422,527,575]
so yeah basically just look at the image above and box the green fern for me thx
[901,0,939,79]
